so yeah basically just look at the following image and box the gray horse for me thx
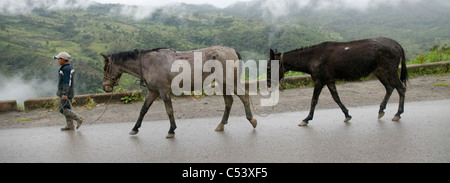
[101,46,257,138]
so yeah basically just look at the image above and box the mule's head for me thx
[101,53,122,93]
[267,49,284,88]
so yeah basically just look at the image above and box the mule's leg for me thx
[374,69,395,119]
[236,94,257,128]
[161,93,177,138]
[378,82,394,119]
[375,69,405,121]
[130,90,160,135]
[216,95,233,131]
[300,82,324,126]
[392,81,406,121]
[326,82,352,122]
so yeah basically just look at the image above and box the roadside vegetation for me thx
[409,45,450,64]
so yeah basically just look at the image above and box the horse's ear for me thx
[101,53,109,62]
[270,49,274,58]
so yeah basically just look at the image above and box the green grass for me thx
[409,45,450,65]
[17,117,33,122]
[433,83,450,87]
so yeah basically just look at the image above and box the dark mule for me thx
[101,46,257,138]
[268,37,408,126]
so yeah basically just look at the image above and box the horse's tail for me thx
[399,46,409,86]
[235,51,242,60]
[235,51,243,78]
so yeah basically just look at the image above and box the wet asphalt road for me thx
[1,99,449,163]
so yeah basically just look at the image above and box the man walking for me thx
[54,52,83,131]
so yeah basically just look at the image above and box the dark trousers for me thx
[59,98,80,126]
[59,98,72,114]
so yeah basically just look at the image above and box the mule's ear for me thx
[270,49,274,58]
[101,53,109,62]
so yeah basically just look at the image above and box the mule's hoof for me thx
[299,121,308,126]
[129,130,139,135]
[344,116,352,122]
[250,118,257,128]
[215,123,225,131]
[166,133,175,138]
[378,112,385,119]
[392,116,401,121]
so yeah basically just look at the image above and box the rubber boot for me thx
[76,116,84,129]
[61,116,75,131]
[62,109,83,130]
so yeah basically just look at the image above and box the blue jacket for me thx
[57,64,75,98]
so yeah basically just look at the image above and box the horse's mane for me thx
[284,43,326,54]
[111,48,167,62]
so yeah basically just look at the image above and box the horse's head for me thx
[267,49,284,88]
[101,53,122,93]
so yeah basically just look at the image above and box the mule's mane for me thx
[111,48,167,62]
[284,43,325,54]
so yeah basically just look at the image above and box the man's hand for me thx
[61,95,68,100]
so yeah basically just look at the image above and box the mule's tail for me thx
[235,51,243,78]
[399,46,409,86]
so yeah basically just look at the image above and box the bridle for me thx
[250,53,285,117]
[104,57,120,87]
[267,53,285,91]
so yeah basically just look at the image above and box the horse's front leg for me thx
[326,82,352,122]
[129,90,159,135]
[300,82,324,126]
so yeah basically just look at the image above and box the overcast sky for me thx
[91,0,252,8]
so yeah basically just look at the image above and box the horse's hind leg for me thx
[375,69,405,121]
[392,81,406,121]
[130,90,160,135]
[375,74,394,119]
[326,82,351,122]
[378,80,394,119]
[236,94,257,128]
[216,95,233,131]
[161,92,177,138]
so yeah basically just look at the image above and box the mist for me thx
[0,0,207,21]
[109,4,157,20]
[109,3,190,21]
[1,0,425,20]
[0,74,56,107]
[257,0,424,21]
[0,0,96,15]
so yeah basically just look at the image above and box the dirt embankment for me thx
[1,75,449,129]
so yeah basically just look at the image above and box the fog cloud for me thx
[259,0,423,20]
[109,4,157,20]
[313,0,423,11]
[0,74,56,107]
[0,0,95,15]
[0,0,198,20]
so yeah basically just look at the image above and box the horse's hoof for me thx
[344,116,352,122]
[378,112,385,119]
[299,121,308,126]
[129,130,139,135]
[250,118,257,128]
[166,133,175,138]
[392,116,401,121]
[215,123,225,131]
